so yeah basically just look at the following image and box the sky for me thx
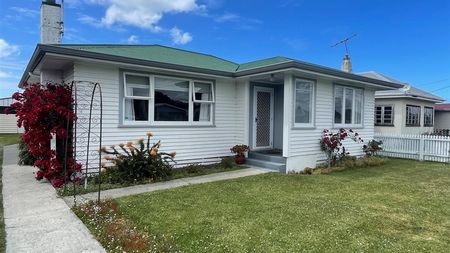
[0,0,449,101]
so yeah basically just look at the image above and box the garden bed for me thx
[58,163,245,197]
[75,158,450,252]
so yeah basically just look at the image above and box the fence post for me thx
[419,135,424,161]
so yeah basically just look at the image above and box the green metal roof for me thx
[55,44,240,73]
[236,56,293,72]
[53,45,299,73]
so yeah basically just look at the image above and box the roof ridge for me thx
[55,43,239,66]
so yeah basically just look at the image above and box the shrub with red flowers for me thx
[320,128,363,167]
[11,83,81,187]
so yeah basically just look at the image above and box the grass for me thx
[99,158,450,253]
[59,163,244,197]
[0,133,20,252]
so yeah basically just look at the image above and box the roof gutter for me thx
[375,94,445,103]
[20,44,404,90]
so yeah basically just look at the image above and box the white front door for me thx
[253,87,274,149]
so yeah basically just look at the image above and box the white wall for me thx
[284,74,376,172]
[435,111,450,129]
[73,61,246,171]
[375,98,436,134]
[0,115,18,133]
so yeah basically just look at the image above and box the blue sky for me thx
[1,0,449,101]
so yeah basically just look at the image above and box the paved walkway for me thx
[2,145,105,253]
[66,167,274,207]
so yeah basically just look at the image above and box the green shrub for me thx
[220,157,235,169]
[18,137,34,166]
[363,140,383,156]
[100,133,175,184]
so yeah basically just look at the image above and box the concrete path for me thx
[66,167,274,207]
[2,145,105,253]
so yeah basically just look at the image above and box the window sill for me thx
[291,125,315,130]
[405,125,421,127]
[375,124,395,127]
[118,124,216,128]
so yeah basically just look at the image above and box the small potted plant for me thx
[230,144,249,164]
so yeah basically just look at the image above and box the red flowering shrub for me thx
[11,83,81,187]
[320,128,363,167]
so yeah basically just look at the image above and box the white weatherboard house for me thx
[19,0,404,173]
[359,71,445,135]
[19,44,403,172]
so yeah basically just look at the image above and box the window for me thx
[294,79,315,126]
[123,72,214,125]
[193,81,214,122]
[375,105,394,126]
[154,77,190,122]
[406,105,421,126]
[334,85,363,126]
[424,106,434,127]
[124,74,150,122]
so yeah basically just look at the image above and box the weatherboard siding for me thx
[73,62,245,170]
[285,78,375,171]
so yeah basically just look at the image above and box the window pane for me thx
[194,82,213,101]
[406,105,420,126]
[354,89,363,124]
[334,87,343,124]
[194,103,211,122]
[375,106,382,124]
[295,81,312,124]
[125,75,150,97]
[124,98,148,121]
[384,106,393,124]
[424,107,433,126]
[345,88,353,124]
[154,77,189,121]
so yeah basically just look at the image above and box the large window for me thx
[424,106,434,127]
[334,85,363,126]
[375,105,394,126]
[294,78,315,126]
[406,105,421,126]
[123,73,214,125]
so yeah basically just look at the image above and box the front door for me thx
[253,87,274,149]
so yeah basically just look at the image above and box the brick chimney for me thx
[341,54,352,73]
[40,0,63,44]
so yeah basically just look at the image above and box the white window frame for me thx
[122,72,215,126]
[424,106,434,127]
[123,72,151,125]
[375,105,394,126]
[192,81,215,103]
[405,104,421,127]
[293,78,315,128]
[333,85,364,128]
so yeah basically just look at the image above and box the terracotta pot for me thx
[235,155,246,165]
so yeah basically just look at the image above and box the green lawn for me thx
[0,133,20,252]
[114,159,450,252]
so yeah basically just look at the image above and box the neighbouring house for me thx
[434,103,450,131]
[358,71,445,135]
[0,97,20,134]
[18,0,404,173]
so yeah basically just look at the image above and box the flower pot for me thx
[235,155,246,165]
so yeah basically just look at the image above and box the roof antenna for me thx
[331,34,357,73]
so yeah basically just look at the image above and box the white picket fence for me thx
[374,133,450,163]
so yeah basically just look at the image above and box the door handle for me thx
[255,117,258,122]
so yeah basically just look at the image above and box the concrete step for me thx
[245,158,286,172]
[248,152,286,163]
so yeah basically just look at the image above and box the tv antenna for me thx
[331,34,357,55]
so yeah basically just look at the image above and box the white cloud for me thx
[215,13,239,23]
[170,27,193,45]
[127,35,139,44]
[0,39,19,59]
[78,14,103,27]
[10,7,40,17]
[82,0,203,31]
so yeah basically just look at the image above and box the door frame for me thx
[252,86,274,150]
